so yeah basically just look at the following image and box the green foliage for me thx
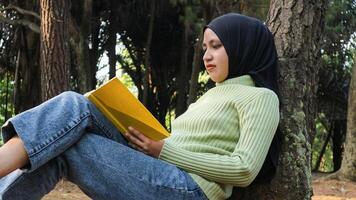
[0,73,15,125]
[0,73,15,146]
[196,71,211,96]
[312,114,334,172]
[118,71,137,96]
[165,109,175,132]
[325,0,356,44]
[322,0,356,78]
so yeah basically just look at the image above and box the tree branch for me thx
[0,15,40,33]
[1,4,40,20]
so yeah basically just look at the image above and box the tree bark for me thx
[332,120,346,171]
[187,30,203,106]
[142,0,155,106]
[68,0,93,93]
[6,1,42,113]
[14,27,41,113]
[338,55,356,181]
[88,13,101,89]
[107,2,118,79]
[40,0,71,101]
[175,19,190,116]
[230,0,326,199]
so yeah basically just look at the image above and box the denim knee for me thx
[59,91,87,103]
[55,91,92,110]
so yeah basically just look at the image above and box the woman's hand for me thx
[125,126,164,158]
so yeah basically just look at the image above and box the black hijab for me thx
[206,13,281,183]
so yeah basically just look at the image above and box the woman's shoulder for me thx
[200,84,279,105]
[236,85,279,106]
[253,87,278,99]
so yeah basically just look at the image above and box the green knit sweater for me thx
[158,75,280,200]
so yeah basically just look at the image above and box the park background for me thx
[0,0,355,199]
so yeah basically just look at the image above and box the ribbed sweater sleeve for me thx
[158,91,279,187]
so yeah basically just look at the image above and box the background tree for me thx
[69,0,94,93]
[313,0,356,173]
[338,55,356,181]
[0,1,41,113]
[40,0,71,100]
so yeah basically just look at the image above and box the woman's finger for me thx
[128,142,146,153]
[125,132,147,151]
[128,127,149,142]
[128,141,139,150]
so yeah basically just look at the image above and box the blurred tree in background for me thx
[313,0,355,173]
[338,54,356,181]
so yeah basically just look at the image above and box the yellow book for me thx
[86,77,170,141]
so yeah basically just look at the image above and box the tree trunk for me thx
[11,1,41,113]
[239,0,270,20]
[88,13,101,89]
[230,0,326,199]
[40,0,71,101]
[175,19,190,116]
[332,120,346,172]
[187,30,203,106]
[187,6,210,106]
[338,55,356,181]
[313,124,332,171]
[14,27,41,113]
[107,2,118,79]
[69,0,93,93]
[142,0,155,106]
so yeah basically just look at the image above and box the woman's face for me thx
[202,28,229,83]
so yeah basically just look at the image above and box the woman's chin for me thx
[210,77,222,83]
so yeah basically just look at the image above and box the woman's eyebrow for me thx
[202,39,220,47]
[208,39,220,45]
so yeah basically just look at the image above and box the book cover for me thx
[86,77,170,141]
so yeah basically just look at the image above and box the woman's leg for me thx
[0,156,68,200]
[0,136,28,177]
[0,91,127,175]
[1,133,207,200]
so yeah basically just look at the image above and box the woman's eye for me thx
[213,44,222,49]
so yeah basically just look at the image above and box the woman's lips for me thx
[205,64,216,72]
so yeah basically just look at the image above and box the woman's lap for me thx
[1,133,206,200]
[67,133,205,199]
[0,92,206,200]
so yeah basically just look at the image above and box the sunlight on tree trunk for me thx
[40,0,71,101]
[338,55,356,181]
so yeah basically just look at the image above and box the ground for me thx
[42,178,356,200]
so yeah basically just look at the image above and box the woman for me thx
[0,13,280,200]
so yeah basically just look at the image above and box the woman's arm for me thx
[159,91,280,187]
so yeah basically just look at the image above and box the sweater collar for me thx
[216,75,255,87]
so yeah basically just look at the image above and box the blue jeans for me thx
[0,91,207,200]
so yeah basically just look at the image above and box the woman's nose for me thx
[203,50,212,61]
